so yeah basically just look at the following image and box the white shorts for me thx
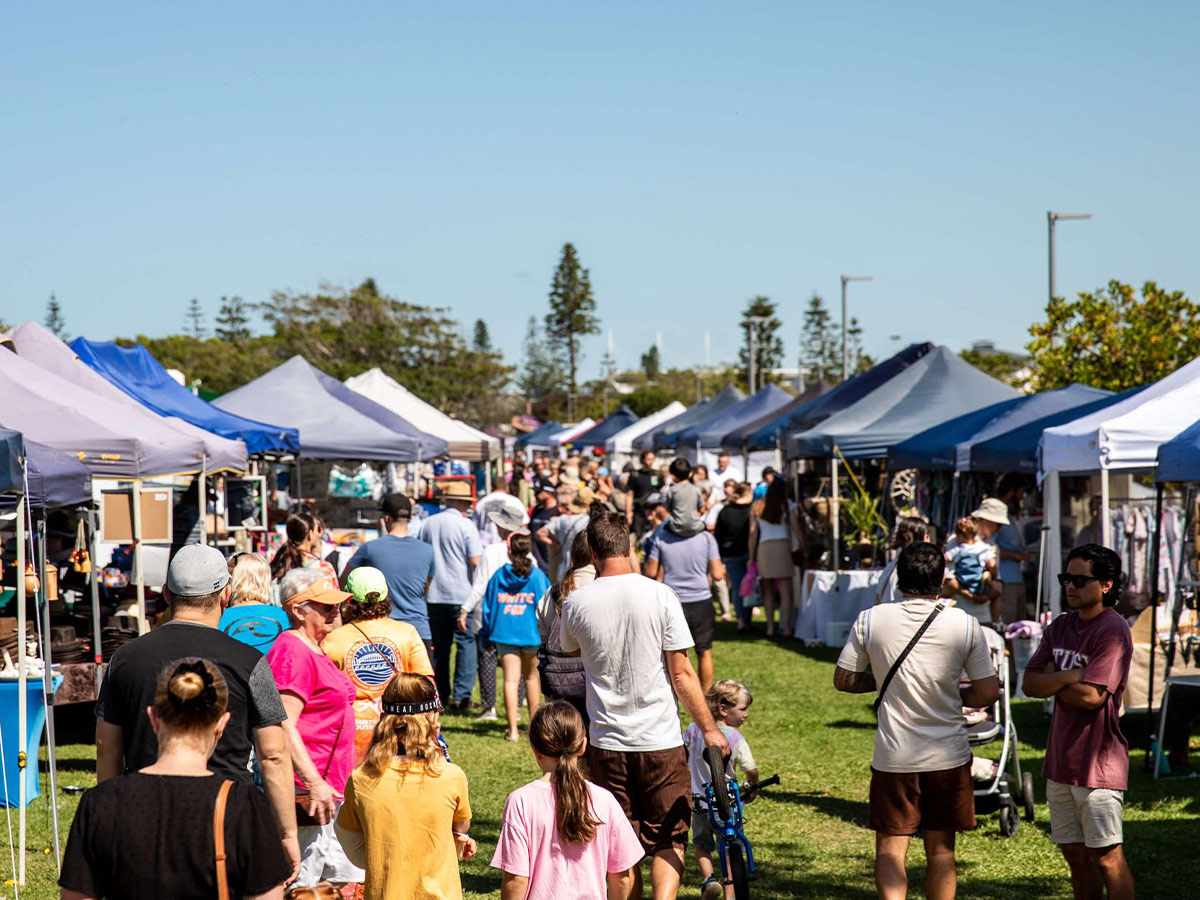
[297,802,365,886]
[1045,779,1124,848]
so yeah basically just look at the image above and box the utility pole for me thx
[840,275,873,381]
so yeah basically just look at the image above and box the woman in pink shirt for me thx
[492,701,644,900]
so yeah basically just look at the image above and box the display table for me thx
[1,673,64,807]
[794,570,885,644]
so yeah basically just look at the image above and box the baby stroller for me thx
[967,625,1035,836]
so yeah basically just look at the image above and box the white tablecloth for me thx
[794,569,886,643]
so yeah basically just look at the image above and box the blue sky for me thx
[4,2,1198,381]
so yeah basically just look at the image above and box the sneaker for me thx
[475,707,498,721]
[701,876,724,900]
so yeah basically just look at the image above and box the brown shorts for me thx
[588,744,691,854]
[868,763,975,834]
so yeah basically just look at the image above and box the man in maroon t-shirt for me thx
[1024,544,1134,900]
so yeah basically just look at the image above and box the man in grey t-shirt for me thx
[646,528,724,691]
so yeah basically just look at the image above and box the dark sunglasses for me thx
[1057,573,1101,589]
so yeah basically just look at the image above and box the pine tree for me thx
[184,298,207,339]
[215,296,252,343]
[640,344,662,381]
[545,243,599,400]
[846,316,873,374]
[518,315,564,399]
[800,293,836,382]
[737,296,784,389]
[44,293,69,340]
[472,319,492,354]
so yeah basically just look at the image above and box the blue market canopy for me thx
[636,386,745,450]
[888,384,1112,472]
[631,398,710,452]
[515,420,562,450]
[722,381,831,452]
[0,429,92,508]
[216,357,440,461]
[0,428,23,496]
[70,338,300,456]
[569,406,639,451]
[674,384,794,451]
[1158,417,1200,482]
[744,343,936,451]
[786,346,1020,460]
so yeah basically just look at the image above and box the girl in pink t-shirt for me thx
[491,701,644,900]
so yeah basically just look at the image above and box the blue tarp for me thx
[1158,417,1200,482]
[515,421,562,450]
[70,338,300,456]
[569,407,639,450]
[889,384,1112,472]
[675,384,794,450]
[744,343,936,450]
[970,387,1143,474]
[787,346,1020,459]
[638,386,745,450]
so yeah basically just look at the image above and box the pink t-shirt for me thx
[491,779,644,899]
[267,630,357,793]
[1026,609,1133,790]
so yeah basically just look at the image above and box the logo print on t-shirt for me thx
[224,617,283,649]
[349,639,400,688]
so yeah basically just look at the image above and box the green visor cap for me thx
[345,566,389,603]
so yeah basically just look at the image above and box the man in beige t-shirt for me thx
[835,542,998,900]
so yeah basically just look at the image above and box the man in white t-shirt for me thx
[834,542,998,900]
[561,510,729,900]
[710,452,743,487]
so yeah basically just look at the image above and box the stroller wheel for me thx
[999,799,1021,837]
[1022,771,1036,822]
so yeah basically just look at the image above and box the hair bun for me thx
[170,671,205,702]
[168,660,219,713]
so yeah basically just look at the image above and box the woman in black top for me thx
[61,658,291,900]
[715,482,755,632]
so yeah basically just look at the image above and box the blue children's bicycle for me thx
[699,744,780,900]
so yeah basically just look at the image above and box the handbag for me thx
[213,779,233,900]
[873,601,946,714]
[295,705,346,827]
[738,562,758,598]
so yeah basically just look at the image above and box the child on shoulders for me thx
[665,458,706,538]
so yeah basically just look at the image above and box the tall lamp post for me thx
[840,275,873,380]
[1047,211,1092,306]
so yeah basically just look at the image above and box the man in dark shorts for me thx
[624,449,663,536]
[561,510,729,900]
[834,543,998,900]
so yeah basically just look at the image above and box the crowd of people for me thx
[60,453,1143,900]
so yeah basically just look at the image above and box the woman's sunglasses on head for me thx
[1057,573,1100,588]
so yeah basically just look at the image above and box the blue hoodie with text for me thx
[481,563,551,647]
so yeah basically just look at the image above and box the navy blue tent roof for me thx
[0,429,92,507]
[516,421,562,449]
[1158,416,1200,482]
[631,399,710,451]
[569,406,639,450]
[640,386,745,450]
[889,384,1111,472]
[787,346,1020,459]
[71,338,300,456]
[675,384,793,450]
[744,343,935,450]
[722,381,830,451]
[0,428,23,496]
[970,387,1143,474]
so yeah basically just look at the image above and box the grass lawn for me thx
[8,621,1200,899]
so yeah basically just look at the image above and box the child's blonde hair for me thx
[954,516,977,543]
[228,553,272,606]
[705,679,752,719]
[363,673,444,778]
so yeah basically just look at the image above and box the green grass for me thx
[9,623,1200,898]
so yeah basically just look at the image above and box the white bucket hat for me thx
[971,497,1011,526]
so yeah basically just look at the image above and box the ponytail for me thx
[270,512,315,580]
[509,532,533,579]
[530,700,600,844]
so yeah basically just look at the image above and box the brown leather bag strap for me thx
[214,779,233,900]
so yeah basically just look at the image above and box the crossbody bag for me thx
[873,600,947,713]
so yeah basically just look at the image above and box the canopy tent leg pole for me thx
[197,456,207,546]
[132,480,146,635]
[89,510,102,694]
[1146,482,1164,765]
[36,520,61,868]
[16,496,27,885]
[831,454,840,572]
[1045,471,1063,616]
[1099,467,1111,549]
[1033,524,1049,621]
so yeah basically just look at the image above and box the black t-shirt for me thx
[715,504,752,558]
[60,774,291,900]
[96,621,287,780]
[528,504,561,572]
[628,469,663,507]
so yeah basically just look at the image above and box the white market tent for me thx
[606,401,687,465]
[546,419,596,451]
[345,368,500,461]
[1038,353,1200,612]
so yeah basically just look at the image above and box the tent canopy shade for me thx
[674,384,794,450]
[27,441,93,508]
[568,406,640,451]
[0,429,24,496]
[639,386,746,450]
[345,368,500,461]
[9,322,247,473]
[70,338,299,456]
[631,399,710,452]
[888,384,1112,472]
[515,421,562,450]
[722,381,830,452]
[548,419,596,448]
[215,356,432,461]
[744,343,936,451]
[605,402,687,456]
[787,346,1020,460]
[1158,416,1200,482]
[311,367,448,460]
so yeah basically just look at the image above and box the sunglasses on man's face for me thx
[1057,573,1101,589]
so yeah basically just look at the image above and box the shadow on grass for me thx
[44,756,95,774]
[765,788,869,827]
[826,719,875,730]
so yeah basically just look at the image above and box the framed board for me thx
[101,489,174,544]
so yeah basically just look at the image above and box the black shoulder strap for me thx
[873,601,947,713]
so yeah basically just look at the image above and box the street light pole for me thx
[1047,211,1092,305]
[840,275,873,381]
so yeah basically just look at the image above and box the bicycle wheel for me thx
[727,841,750,900]
[704,745,733,822]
